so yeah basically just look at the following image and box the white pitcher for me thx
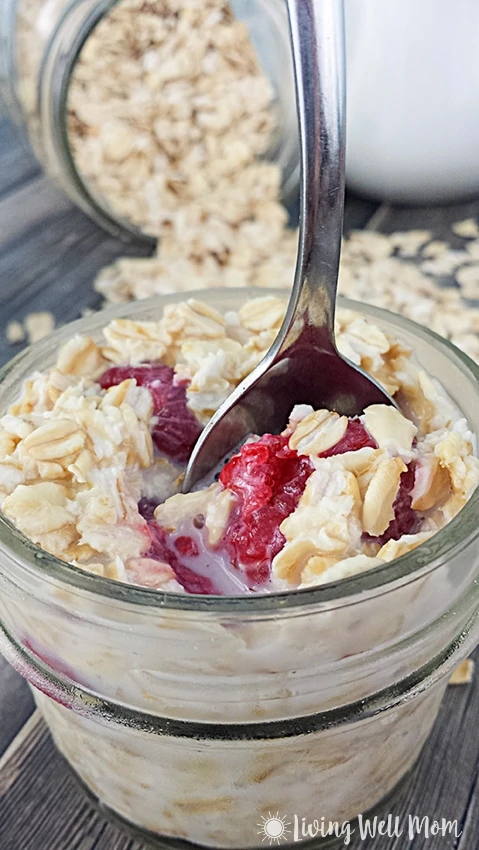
[345,0,479,202]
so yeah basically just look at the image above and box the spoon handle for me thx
[278,0,346,354]
[181,0,349,491]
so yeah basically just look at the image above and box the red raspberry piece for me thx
[218,434,313,585]
[145,522,217,595]
[175,536,200,558]
[100,364,202,463]
[321,418,377,457]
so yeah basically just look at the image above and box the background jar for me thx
[0,289,479,848]
[0,0,299,245]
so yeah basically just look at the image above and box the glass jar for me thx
[0,0,299,245]
[0,289,479,848]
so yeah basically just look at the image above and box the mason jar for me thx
[0,289,478,848]
[0,0,299,244]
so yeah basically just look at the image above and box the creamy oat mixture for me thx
[0,296,477,595]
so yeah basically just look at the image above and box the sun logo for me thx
[257,812,291,844]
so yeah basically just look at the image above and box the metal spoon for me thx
[182,0,393,492]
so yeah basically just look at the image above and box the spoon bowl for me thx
[182,0,393,491]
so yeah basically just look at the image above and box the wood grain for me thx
[0,121,40,199]
[0,655,34,755]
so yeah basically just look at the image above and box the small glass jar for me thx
[0,0,299,245]
[0,289,479,849]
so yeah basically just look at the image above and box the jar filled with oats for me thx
[0,0,299,250]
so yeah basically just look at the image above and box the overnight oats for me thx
[0,290,479,848]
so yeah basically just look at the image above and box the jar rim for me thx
[0,289,478,613]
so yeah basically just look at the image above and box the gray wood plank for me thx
[0,208,152,369]
[353,651,479,850]
[0,175,73,249]
[378,199,479,239]
[344,190,379,234]
[0,656,34,756]
[0,121,41,199]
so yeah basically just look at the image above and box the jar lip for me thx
[0,289,478,613]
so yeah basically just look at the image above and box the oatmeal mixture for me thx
[0,296,477,595]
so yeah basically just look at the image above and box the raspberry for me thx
[145,521,217,595]
[100,364,202,463]
[218,434,313,585]
[175,535,200,557]
[136,414,398,595]
[321,418,377,457]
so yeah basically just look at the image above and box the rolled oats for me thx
[22,419,86,462]
[2,481,75,538]
[56,337,108,377]
[92,213,479,386]
[237,297,285,333]
[24,312,55,344]
[363,405,416,457]
[289,410,348,457]
[377,531,434,562]
[362,456,406,537]
[301,553,384,587]
[102,320,170,366]
[455,264,479,293]
[452,219,479,239]
[5,321,26,345]
[449,658,475,685]
[64,0,297,295]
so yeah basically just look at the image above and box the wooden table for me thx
[1,116,479,850]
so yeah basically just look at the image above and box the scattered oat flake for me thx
[456,264,479,287]
[389,230,431,257]
[421,240,448,259]
[449,658,475,685]
[420,250,470,277]
[452,219,479,239]
[24,311,55,344]
[466,241,479,260]
[6,320,26,345]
